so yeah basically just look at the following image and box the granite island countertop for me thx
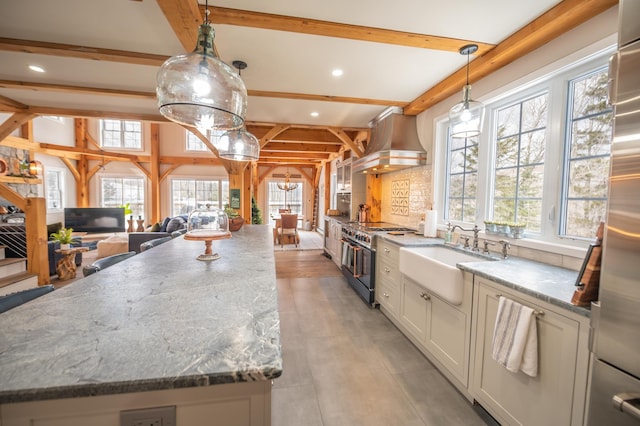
[0,225,281,404]
[376,233,589,317]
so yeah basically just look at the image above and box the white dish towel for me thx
[491,296,538,377]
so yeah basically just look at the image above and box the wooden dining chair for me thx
[278,214,299,247]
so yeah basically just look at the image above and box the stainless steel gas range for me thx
[340,221,414,306]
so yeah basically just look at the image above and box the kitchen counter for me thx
[0,225,281,404]
[376,233,588,317]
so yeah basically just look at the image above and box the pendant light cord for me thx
[465,51,470,86]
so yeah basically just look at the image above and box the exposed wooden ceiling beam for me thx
[404,0,618,115]
[205,6,495,55]
[0,80,155,100]
[257,160,320,166]
[0,104,167,122]
[0,37,168,66]
[262,142,342,153]
[248,90,406,107]
[260,151,329,160]
[0,80,404,109]
[0,112,37,143]
[156,0,203,52]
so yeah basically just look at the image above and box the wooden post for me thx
[149,123,161,224]
[25,198,50,286]
[366,174,382,222]
[242,164,252,221]
[221,159,249,217]
[323,161,331,217]
[75,119,90,207]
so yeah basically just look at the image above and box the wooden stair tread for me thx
[0,271,37,289]
[0,258,26,267]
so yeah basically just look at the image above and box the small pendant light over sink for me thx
[156,1,247,131]
[449,44,485,139]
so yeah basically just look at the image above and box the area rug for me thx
[274,230,324,251]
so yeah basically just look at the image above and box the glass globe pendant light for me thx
[156,2,247,131]
[449,44,485,139]
[217,126,261,161]
[216,60,261,161]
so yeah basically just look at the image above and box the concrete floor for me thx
[272,251,488,426]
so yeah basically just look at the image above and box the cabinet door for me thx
[472,281,580,426]
[343,161,351,190]
[400,277,428,341]
[425,293,469,385]
[336,164,344,191]
[332,222,343,268]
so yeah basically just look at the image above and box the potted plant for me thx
[483,220,497,233]
[224,205,245,232]
[50,226,74,250]
[508,222,526,238]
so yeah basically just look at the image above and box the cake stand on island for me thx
[183,230,231,261]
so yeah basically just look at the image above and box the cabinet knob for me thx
[419,292,431,301]
[384,248,390,253]
[383,292,389,298]
[384,267,391,273]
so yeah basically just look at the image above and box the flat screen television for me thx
[64,208,125,233]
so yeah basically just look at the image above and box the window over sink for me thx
[439,51,613,248]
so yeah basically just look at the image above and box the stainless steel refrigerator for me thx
[587,1,640,424]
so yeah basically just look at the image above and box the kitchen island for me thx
[0,225,281,425]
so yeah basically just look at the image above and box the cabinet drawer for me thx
[377,257,400,286]
[377,280,399,318]
[377,240,399,262]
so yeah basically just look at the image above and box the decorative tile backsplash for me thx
[381,166,432,228]
[390,179,409,216]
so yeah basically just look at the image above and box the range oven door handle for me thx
[613,393,640,421]
[353,246,362,278]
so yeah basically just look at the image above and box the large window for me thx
[493,93,548,232]
[440,53,613,247]
[101,119,142,149]
[45,168,63,211]
[267,180,302,224]
[561,68,612,238]
[101,177,145,218]
[445,134,478,223]
[185,129,226,152]
[186,130,208,152]
[171,178,229,216]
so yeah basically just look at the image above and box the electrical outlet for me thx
[120,405,176,426]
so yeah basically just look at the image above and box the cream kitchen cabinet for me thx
[470,278,590,426]
[398,272,474,389]
[375,240,401,318]
[324,218,343,268]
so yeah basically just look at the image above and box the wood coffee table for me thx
[54,247,90,280]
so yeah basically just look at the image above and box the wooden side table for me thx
[54,247,90,280]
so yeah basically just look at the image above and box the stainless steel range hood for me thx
[352,107,426,175]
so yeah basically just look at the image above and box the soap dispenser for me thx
[417,214,425,235]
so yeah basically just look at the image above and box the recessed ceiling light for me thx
[28,65,46,73]
[310,112,319,117]
[331,69,343,77]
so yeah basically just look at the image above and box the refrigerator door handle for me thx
[613,393,640,422]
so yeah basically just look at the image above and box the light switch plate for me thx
[120,405,176,426]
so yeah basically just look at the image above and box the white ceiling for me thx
[0,0,566,129]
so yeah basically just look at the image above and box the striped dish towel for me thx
[491,296,538,377]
